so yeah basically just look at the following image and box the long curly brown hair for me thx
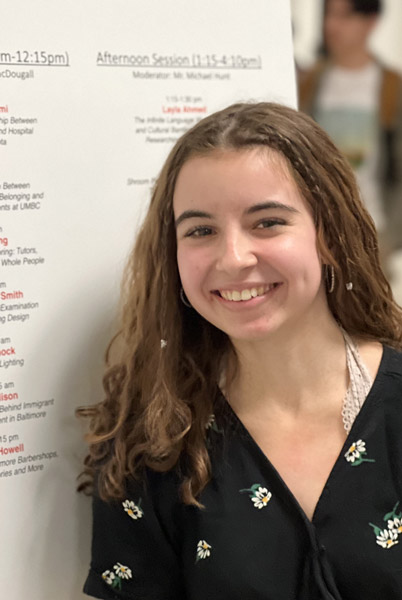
[77,102,402,506]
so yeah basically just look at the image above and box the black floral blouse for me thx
[84,345,402,599]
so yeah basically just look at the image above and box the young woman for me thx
[80,102,402,600]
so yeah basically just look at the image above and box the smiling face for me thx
[173,149,331,343]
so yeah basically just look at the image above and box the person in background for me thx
[80,102,402,599]
[298,0,402,252]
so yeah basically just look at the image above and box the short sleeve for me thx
[83,474,184,599]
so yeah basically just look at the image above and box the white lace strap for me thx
[341,329,373,433]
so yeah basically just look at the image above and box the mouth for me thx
[212,283,281,302]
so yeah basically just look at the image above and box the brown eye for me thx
[255,218,285,229]
[185,226,214,238]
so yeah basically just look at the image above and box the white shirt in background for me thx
[315,62,384,231]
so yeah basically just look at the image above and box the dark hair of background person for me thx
[325,0,382,16]
[77,102,402,507]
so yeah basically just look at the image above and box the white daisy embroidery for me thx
[388,517,402,535]
[376,529,399,549]
[113,563,133,579]
[251,487,272,509]
[196,540,211,562]
[344,439,375,466]
[205,414,223,434]
[102,570,115,585]
[122,499,143,520]
[369,501,401,549]
[240,483,273,509]
[344,439,366,463]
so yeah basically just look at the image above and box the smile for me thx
[215,283,280,302]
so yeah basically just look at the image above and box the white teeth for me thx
[219,284,277,302]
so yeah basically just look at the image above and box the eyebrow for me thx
[174,201,299,228]
[246,201,300,215]
[175,210,212,228]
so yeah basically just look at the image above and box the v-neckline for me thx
[219,344,388,525]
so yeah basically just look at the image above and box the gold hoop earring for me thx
[180,287,192,308]
[326,264,335,294]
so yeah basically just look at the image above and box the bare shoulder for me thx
[356,338,383,380]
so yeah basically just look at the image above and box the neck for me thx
[226,314,348,419]
[331,49,374,69]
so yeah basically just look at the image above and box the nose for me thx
[215,229,258,274]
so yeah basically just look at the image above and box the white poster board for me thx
[0,2,296,598]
